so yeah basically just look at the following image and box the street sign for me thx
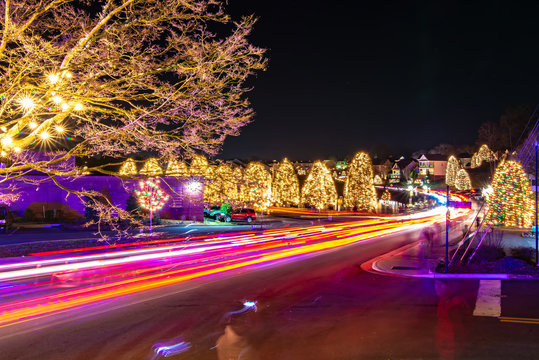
[447,200,471,209]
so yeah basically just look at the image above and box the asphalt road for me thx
[0,216,320,247]
[1,215,539,359]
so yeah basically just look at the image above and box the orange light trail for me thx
[0,208,469,328]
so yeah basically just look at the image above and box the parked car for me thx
[0,205,13,233]
[220,208,256,223]
[204,205,221,219]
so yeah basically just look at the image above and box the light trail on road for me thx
[0,207,469,328]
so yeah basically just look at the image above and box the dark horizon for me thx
[218,0,538,161]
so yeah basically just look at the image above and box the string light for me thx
[381,188,391,202]
[28,122,38,129]
[445,155,459,186]
[455,169,472,191]
[139,158,162,176]
[55,125,64,133]
[119,158,137,176]
[471,144,497,168]
[1,137,13,146]
[47,73,60,84]
[301,160,337,210]
[18,95,35,112]
[272,158,300,207]
[74,103,84,111]
[39,132,50,140]
[165,158,188,176]
[241,162,272,208]
[52,96,63,104]
[486,160,533,228]
[343,152,377,211]
[135,178,169,212]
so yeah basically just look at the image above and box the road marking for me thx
[499,316,539,325]
[473,279,501,317]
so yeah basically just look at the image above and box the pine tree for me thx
[487,160,533,228]
[471,144,497,168]
[455,169,472,191]
[241,162,272,208]
[343,152,377,211]
[208,163,239,205]
[301,161,338,210]
[272,158,300,207]
[190,155,214,203]
[445,156,459,186]
[139,158,162,176]
[119,158,138,176]
[165,159,188,176]
[381,188,391,202]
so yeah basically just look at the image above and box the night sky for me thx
[220,1,539,161]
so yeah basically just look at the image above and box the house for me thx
[417,154,448,182]
[372,158,392,182]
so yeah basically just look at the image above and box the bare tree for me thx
[0,0,266,225]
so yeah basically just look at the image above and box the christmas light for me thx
[18,95,35,112]
[47,73,60,84]
[55,126,64,134]
[455,169,472,191]
[29,122,38,130]
[445,155,459,187]
[74,103,84,111]
[343,152,377,211]
[165,159,188,176]
[486,160,533,228]
[241,162,272,208]
[381,188,391,202]
[301,160,337,210]
[1,137,13,146]
[40,132,50,140]
[135,177,169,233]
[207,163,240,205]
[52,96,63,104]
[471,144,497,168]
[140,158,163,176]
[119,158,138,176]
[272,158,300,207]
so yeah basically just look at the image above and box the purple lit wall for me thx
[6,175,204,221]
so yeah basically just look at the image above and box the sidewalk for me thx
[363,228,537,280]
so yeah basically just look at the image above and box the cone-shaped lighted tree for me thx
[272,158,300,207]
[0,0,265,220]
[241,162,272,208]
[455,169,472,191]
[139,158,163,176]
[445,156,459,186]
[381,188,391,202]
[207,163,239,205]
[119,158,138,177]
[343,152,376,211]
[487,160,533,228]
[165,159,189,177]
[301,161,337,210]
[190,154,215,202]
[471,144,497,168]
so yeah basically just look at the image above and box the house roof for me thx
[420,154,447,161]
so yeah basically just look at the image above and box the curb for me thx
[362,241,539,280]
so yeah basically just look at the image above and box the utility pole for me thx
[535,143,538,265]
[445,185,450,273]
